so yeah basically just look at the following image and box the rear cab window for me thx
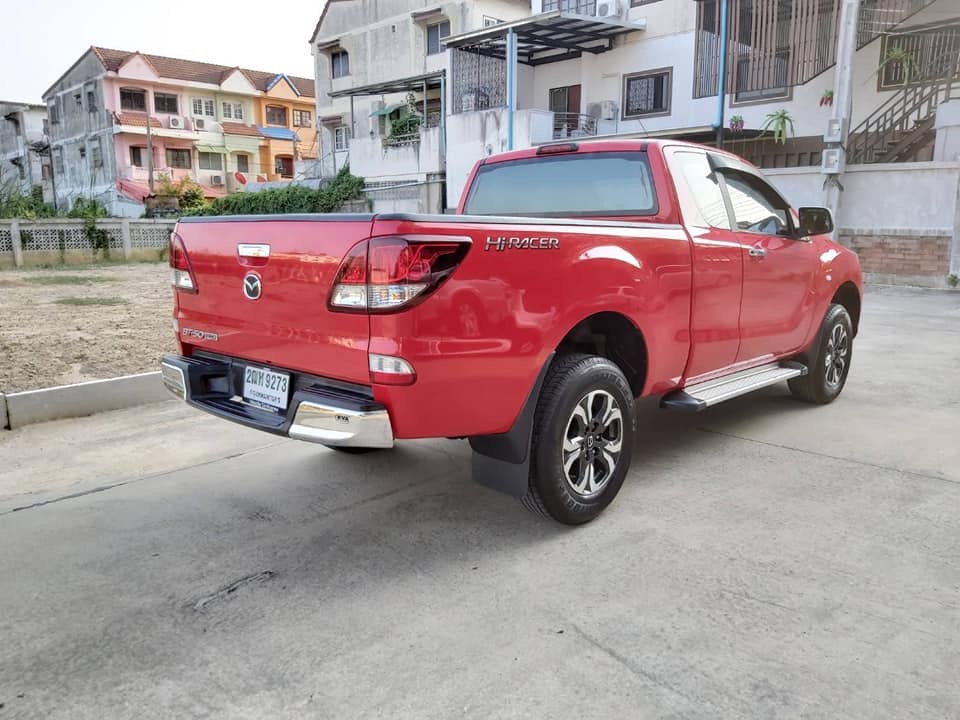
[463,151,658,217]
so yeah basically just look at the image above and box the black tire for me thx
[322,445,382,454]
[789,303,853,404]
[522,354,636,525]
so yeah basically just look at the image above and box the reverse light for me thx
[169,232,198,293]
[369,353,416,386]
[329,236,470,313]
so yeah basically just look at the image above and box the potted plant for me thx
[820,90,834,106]
[761,109,795,145]
[729,115,745,133]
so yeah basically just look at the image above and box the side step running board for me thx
[661,361,807,413]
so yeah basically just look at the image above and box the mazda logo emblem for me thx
[243,273,262,300]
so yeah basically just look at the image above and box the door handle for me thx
[748,246,767,258]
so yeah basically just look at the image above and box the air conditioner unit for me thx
[168,116,184,129]
[596,0,622,18]
[211,174,224,186]
[194,118,206,130]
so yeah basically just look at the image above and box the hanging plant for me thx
[729,115,745,133]
[761,109,795,145]
[820,89,834,106]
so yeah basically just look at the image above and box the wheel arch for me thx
[831,281,861,336]
[554,311,648,397]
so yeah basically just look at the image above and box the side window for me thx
[722,172,792,237]
[670,151,731,229]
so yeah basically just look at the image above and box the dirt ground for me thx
[0,263,173,393]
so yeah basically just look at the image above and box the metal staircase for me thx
[847,76,960,164]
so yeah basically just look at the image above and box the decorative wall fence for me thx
[0,218,176,268]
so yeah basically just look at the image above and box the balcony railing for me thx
[543,0,596,14]
[552,112,598,139]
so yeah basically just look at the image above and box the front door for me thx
[549,84,582,136]
[720,170,818,362]
[666,148,745,379]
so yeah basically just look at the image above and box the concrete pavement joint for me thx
[1,440,289,517]
[696,427,959,487]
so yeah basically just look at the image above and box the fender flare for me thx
[469,351,556,497]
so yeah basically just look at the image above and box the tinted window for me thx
[723,172,792,236]
[673,152,730,229]
[464,152,657,217]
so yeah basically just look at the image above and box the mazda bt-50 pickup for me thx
[161,140,863,524]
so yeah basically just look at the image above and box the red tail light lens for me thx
[169,232,198,293]
[329,235,470,313]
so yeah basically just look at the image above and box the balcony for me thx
[552,112,598,139]
[120,166,195,184]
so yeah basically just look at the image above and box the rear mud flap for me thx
[469,352,555,497]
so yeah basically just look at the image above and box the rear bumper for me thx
[160,353,394,448]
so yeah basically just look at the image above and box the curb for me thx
[3,371,169,430]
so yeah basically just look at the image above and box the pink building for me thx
[43,46,315,215]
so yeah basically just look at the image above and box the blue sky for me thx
[0,0,325,103]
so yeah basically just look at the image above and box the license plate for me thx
[242,365,290,411]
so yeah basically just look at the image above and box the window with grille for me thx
[274,156,293,177]
[266,106,287,125]
[198,152,223,171]
[236,154,249,173]
[293,109,312,127]
[334,126,351,151]
[120,88,147,111]
[92,142,103,168]
[331,50,349,78]
[222,102,244,120]
[86,89,97,110]
[130,146,145,167]
[154,93,179,114]
[622,68,671,118]
[54,148,63,173]
[427,21,450,55]
[192,97,215,117]
[166,148,191,169]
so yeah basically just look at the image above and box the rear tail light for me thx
[170,232,198,293]
[329,235,470,313]
[369,353,416,386]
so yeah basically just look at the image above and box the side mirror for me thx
[797,207,834,237]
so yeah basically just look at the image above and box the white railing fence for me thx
[0,218,176,267]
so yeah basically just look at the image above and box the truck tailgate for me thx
[173,215,374,385]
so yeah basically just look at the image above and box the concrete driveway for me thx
[1,286,959,719]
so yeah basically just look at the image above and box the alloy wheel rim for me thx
[561,390,623,498]
[824,322,849,388]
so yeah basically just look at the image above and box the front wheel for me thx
[522,354,636,525]
[789,303,853,404]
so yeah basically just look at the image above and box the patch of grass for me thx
[25,275,118,286]
[54,297,129,307]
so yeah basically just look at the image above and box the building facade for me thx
[0,101,52,204]
[309,0,529,210]
[42,47,318,215]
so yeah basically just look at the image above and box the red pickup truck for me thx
[161,140,862,524]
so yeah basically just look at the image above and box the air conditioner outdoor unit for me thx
[168,116,184,129]
[211,174,224,186]
[194,118,206,130]
[596,0,622,18]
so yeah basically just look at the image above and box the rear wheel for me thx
[522,354,636,525]
[789,303,853,404]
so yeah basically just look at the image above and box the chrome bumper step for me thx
[661,361,807,413]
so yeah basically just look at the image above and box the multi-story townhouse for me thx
[0,101,52,204]
[42,47,317,215]
[309,0,530,211]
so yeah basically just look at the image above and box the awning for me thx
[257,126,299,141]
[201,186,227,199]
[117,179,152,203]
[195,144,227,154]
[443,10,645,66]
[328,70,444,99]
[369,103,405,118]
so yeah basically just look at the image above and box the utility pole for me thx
[824,0,861,226]
[146,112,155,195]
[714,0,730,149]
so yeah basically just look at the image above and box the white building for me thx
[309,0,530,211]
[0,102,52,204]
